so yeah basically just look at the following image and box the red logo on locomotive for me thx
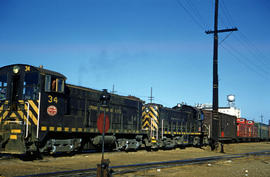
[47,105,57,116]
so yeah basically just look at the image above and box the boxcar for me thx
[202,110,237,142]
[255,123,269,141]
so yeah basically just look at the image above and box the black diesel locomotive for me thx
[142,103,207,150]
[0,64,207,154]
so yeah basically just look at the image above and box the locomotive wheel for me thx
[179,146,186,149]
[145,146,152,151]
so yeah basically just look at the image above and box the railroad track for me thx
[0,149,114,161]
[16,150,270,177]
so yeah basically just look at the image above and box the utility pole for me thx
[205,0,237,149]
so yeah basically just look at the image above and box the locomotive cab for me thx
[0,65,41,153]
[0,64,66,154]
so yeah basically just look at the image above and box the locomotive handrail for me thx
[25,102,30,138]
[161,119,164,139]
[36,92,41,139]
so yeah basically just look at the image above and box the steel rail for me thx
[112,150,270,175]
[16,150,270,177]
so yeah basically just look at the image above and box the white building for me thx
[196,95,241,118]
[196,104,241,118]
[218,106,241,118]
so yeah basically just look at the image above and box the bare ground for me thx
[122,156,270,177]
[0,142,269,177]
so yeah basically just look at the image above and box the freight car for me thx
[203,110,269,143]
[255,123,269,141]
[269,124,270,141]
[202,110,237,142]
[0,64,149,154]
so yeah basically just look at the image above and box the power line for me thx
[237,31,270,68]
[219,0,235,27]
[221,43,270,81]
[185,0,210,29]
[175,0,207,31]
[217,0,270,80]
[219,0,269,70]
[226,33,270,76]
[175,0,270,81]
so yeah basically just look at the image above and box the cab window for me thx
[56,79,64,92]
[23,72,39,100]
[0,74,7,100]
[45,75,51,92]
[45,75,64,93]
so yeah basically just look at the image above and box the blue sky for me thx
[0,0,269,123]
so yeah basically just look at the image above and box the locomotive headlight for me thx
[145,108,149,113]
[13,65,20,74]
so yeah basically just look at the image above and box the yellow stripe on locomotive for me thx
[142,105,159,131]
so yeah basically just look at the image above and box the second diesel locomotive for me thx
[142,103,207,150]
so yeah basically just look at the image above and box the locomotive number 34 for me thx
[48,95,58,104]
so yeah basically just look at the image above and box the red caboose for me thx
[237,118,258,141]
[246,120,257,139]
[237,118,247,138]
